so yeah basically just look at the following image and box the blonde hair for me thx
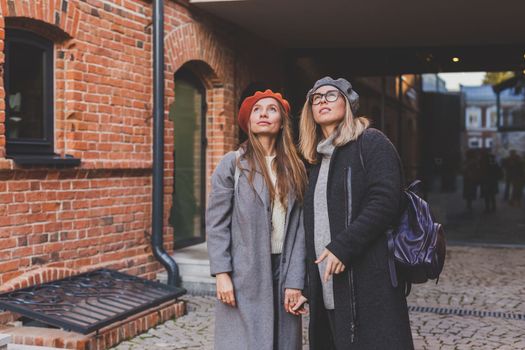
[240,104,307,205]
[299,95,370,164]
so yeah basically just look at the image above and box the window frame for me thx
[485,105,498,130]
[468,137,482,149]
[4,28,55,156]
[465,107,482,130]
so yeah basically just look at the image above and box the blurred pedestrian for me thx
[501,152,513,201]
[480,153,502,213]
[507,151,524,207]
[463,150,480,212]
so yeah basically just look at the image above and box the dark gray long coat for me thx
[304,128,414,350]
[206,150,305,350]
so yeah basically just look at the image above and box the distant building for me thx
[422,74,448,93]
[493,75,525,158]
[460,84,524,158]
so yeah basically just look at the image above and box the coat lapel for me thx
[253,171,270,209]
[281,192,297,279]
[238,153,297,232]
[284,191,296,237]
[239,156,270,209]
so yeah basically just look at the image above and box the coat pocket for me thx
[368,236,389,271]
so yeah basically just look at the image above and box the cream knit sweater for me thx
[265,156,286,254]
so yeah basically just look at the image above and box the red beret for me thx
[238,89,291,134]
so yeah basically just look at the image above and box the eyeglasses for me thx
[309,90,341,105]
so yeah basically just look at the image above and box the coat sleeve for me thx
[284,208,306,291]
[206,151,236,276]
[326,130,403,267]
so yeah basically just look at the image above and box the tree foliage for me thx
[483,71,515,85]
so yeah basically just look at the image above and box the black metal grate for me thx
[408,305,525,320]
[0,269,186,334]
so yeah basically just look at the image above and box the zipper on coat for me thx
[343,166,357,343]
[348,269,358,343]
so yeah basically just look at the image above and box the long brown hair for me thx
[299,95,370,164]
[240,104,307,206]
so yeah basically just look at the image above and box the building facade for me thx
[0,0,288,291]
[461,84,525,159]
[0,0,423,300]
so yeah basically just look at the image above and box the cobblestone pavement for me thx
[427,185,525,245]
[112,246,525,350]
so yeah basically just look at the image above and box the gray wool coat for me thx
[206,150,306,350]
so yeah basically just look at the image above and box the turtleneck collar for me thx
[317,132,336,158]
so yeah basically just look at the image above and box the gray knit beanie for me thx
[307,76,360,114]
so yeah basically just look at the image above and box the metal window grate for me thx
[408,305,525,321]
[0,269,186,334]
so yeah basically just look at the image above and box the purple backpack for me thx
[358,137,446,295]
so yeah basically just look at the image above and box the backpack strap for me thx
[358,130,413,294]
[405,282,412,297]
[386,228,398,288]
[357,130,406,183]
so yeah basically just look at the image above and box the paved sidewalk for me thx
[427,185,525,245]
[407,245,525,349]
[112,245,525,350]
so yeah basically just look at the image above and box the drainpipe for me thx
[152,0,181,287]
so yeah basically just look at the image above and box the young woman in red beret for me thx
[207,90,308,350]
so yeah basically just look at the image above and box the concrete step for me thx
[8,345,63,350]
[157,243,216,296]
[0,334,9,350]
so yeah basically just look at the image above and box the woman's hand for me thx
[290,294,309,316]
[315,248,346,282]
[284,288,308,315]
[216,273,236,307]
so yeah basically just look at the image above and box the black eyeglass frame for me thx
[309,89,342,105]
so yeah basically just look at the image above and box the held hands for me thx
[216,273,236,307]
[216,273,308,314]
[284,288,308,316]
[315,248,346,282]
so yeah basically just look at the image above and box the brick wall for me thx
[0,169,156,285]
[0,0,285,289]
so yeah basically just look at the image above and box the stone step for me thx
[0,334,10,350]
[8,345,63,350]
[0,300,185,350]
[158,242,216,296]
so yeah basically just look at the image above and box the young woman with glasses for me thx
[299,77,414,350]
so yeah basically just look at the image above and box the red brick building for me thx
[0,0,288,290]
[0,1,424,347]
[0,0,422,295]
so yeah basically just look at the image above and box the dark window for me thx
[169,68,207,249]
[5,28,54,155]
